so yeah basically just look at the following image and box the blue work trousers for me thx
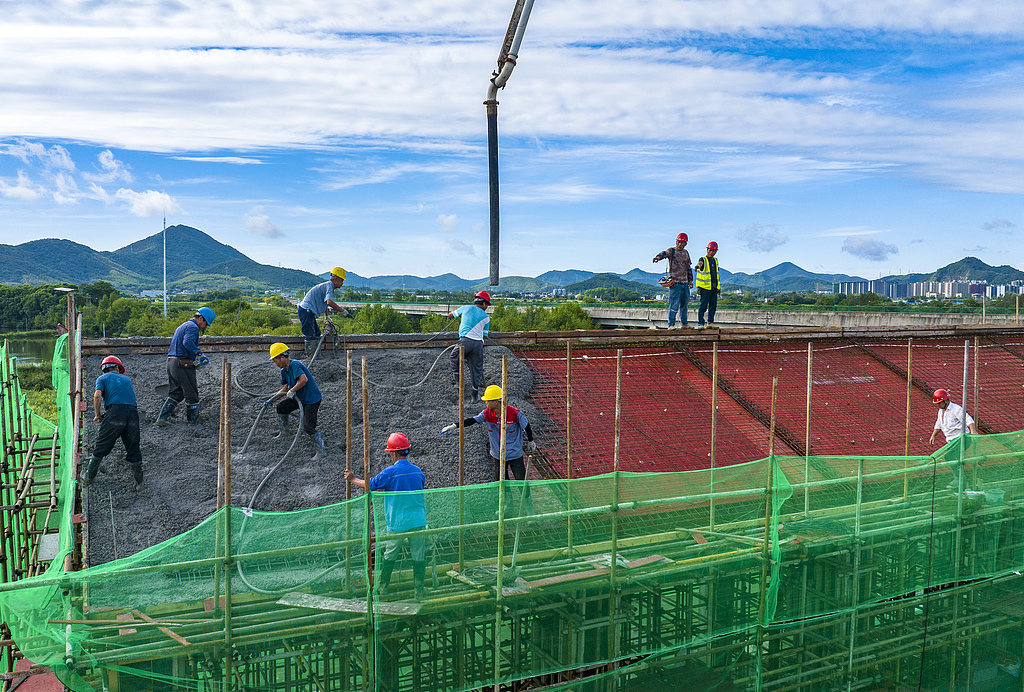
[698,287,719,326]
[668,283,690,326]
[297,306,321,339]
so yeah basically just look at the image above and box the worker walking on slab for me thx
[929,388,979,489]
[447,291,491,400]
[298,267,349,357]
[85,356,142,487]
[345,433,428,598]
[443,385,536,511]
[156,307,215,427]
[695,241,721,328]
[653,232,693,328]
[265,343,325,457]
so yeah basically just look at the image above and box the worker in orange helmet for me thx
[929,388,979,490]
[653,232,693,328]
[85,355,143,488]
[448,290,491,400]
[345,433,428,597]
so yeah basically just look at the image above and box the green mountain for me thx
[930,257,1024,283]
[1,225,322,292]
[565,273,659,297]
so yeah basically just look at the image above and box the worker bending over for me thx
[345,433,428,598]
[157,307,215,427]
[929,388,980,490]
[448,290,491,401]
[443,385,536,508]
[298,267,349,357]
[85,356,143,487]
[265,343,325,458]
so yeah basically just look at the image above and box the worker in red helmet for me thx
[652,232,694,328]
[447,290,491,400]
[345,433,428,597]
[929,388,979,490]
[85,355,142,488]
[695,241,721,328]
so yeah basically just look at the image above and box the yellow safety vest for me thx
[695,256,719,290]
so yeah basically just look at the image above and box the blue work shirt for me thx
[298,280,337,318]
[95,372,137,408]
[454,305,490,341]
[369,457,427,533]
[168,319,202,359]
[474,405,529,460]
[280,359,322,405]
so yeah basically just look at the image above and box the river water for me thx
[0,334,58,367]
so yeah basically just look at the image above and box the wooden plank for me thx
[115,613,136,636]
[131,609,190,646]
[277,592,422,616]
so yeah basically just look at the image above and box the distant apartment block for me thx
[833,280,1024,299]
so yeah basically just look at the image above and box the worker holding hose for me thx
[265,343,325,458]
[84,355,142,488]
[442,385,536,513]
[297,267,349,357]
[447,290,491,401]
[345,433,428,598]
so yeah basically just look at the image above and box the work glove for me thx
[340,308,351,318]
[263,399,275,409]
[286,391,296,400]
[196,355,210,367]
[441,423,457,435]
[526,440,537,453]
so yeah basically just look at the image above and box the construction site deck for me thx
[2,300,1024,691]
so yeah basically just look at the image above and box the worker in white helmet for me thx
[298,267,349,356]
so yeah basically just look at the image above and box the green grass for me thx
[24,389,59,424]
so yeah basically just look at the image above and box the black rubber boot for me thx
[130,463,143,486]
[155,397,177,427]
[377,560,396,595]
[186,403,201,426]
[304,338,319,359]
[311,431,325,458]
[273,414,290,439]
[413,561,426,598]
[82,455,102,486]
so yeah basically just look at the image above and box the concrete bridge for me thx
[338,302,1022,329]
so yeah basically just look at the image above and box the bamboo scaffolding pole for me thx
[972,336,979,490]
[845,454,864,692]
[493,355,509,692]
[345,349,352,592]
[804,342,812,516]
[904,338,912,500]
[222,361,233,692]
[458,344,465,572]
[949,341,969,691]
[360,355,371,692]
[756,376,778,691]
[566,341,574,556]
[710,342,718,530]
[608,349,623,680]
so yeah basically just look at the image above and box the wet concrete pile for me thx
[81,343,539,565]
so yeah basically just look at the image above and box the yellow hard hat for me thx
[269,343,289,360]
[481,385,503,401]
[331,267,347,280]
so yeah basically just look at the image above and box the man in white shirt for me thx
[928,388,978,489]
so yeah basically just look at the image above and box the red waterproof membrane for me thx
[517,336,1024,479]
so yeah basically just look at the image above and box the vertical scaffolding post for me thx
[345,350,352,591]
[804,342,812,516]
[710,342,718,530]
[458,344,465,571]
[494,356,509,692]
[904,338,913,500]
[972,337,979,489]
[361,355,371,691]
[566,340,574,555]
[222,362,233,692]
[608,349,623,677]
[846,453,864,692]
[757,376,778,690]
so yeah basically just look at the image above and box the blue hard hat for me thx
[196,306,216,325]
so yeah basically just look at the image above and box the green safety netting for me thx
[2,337,1024,691]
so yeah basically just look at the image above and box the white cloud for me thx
[83,150,133,184]
[842,236,898,261]
[437,213,457,232]
[114,189,182,216]
[446,239,476,256]
[243,206,284,238]
[0,171,40,201]
[737,223,788,252]
[172,156,266,164]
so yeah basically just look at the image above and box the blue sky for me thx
[1,0,1022,281]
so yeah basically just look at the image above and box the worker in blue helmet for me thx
[156,306,215,427]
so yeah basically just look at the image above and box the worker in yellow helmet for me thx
[298,267,349,356]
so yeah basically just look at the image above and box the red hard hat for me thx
[707,241,719,251]
[475,290,491,305]
[385,432,411,451]
[676,233,688,243]
[933,388,950,404]
[101,355,125,374]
